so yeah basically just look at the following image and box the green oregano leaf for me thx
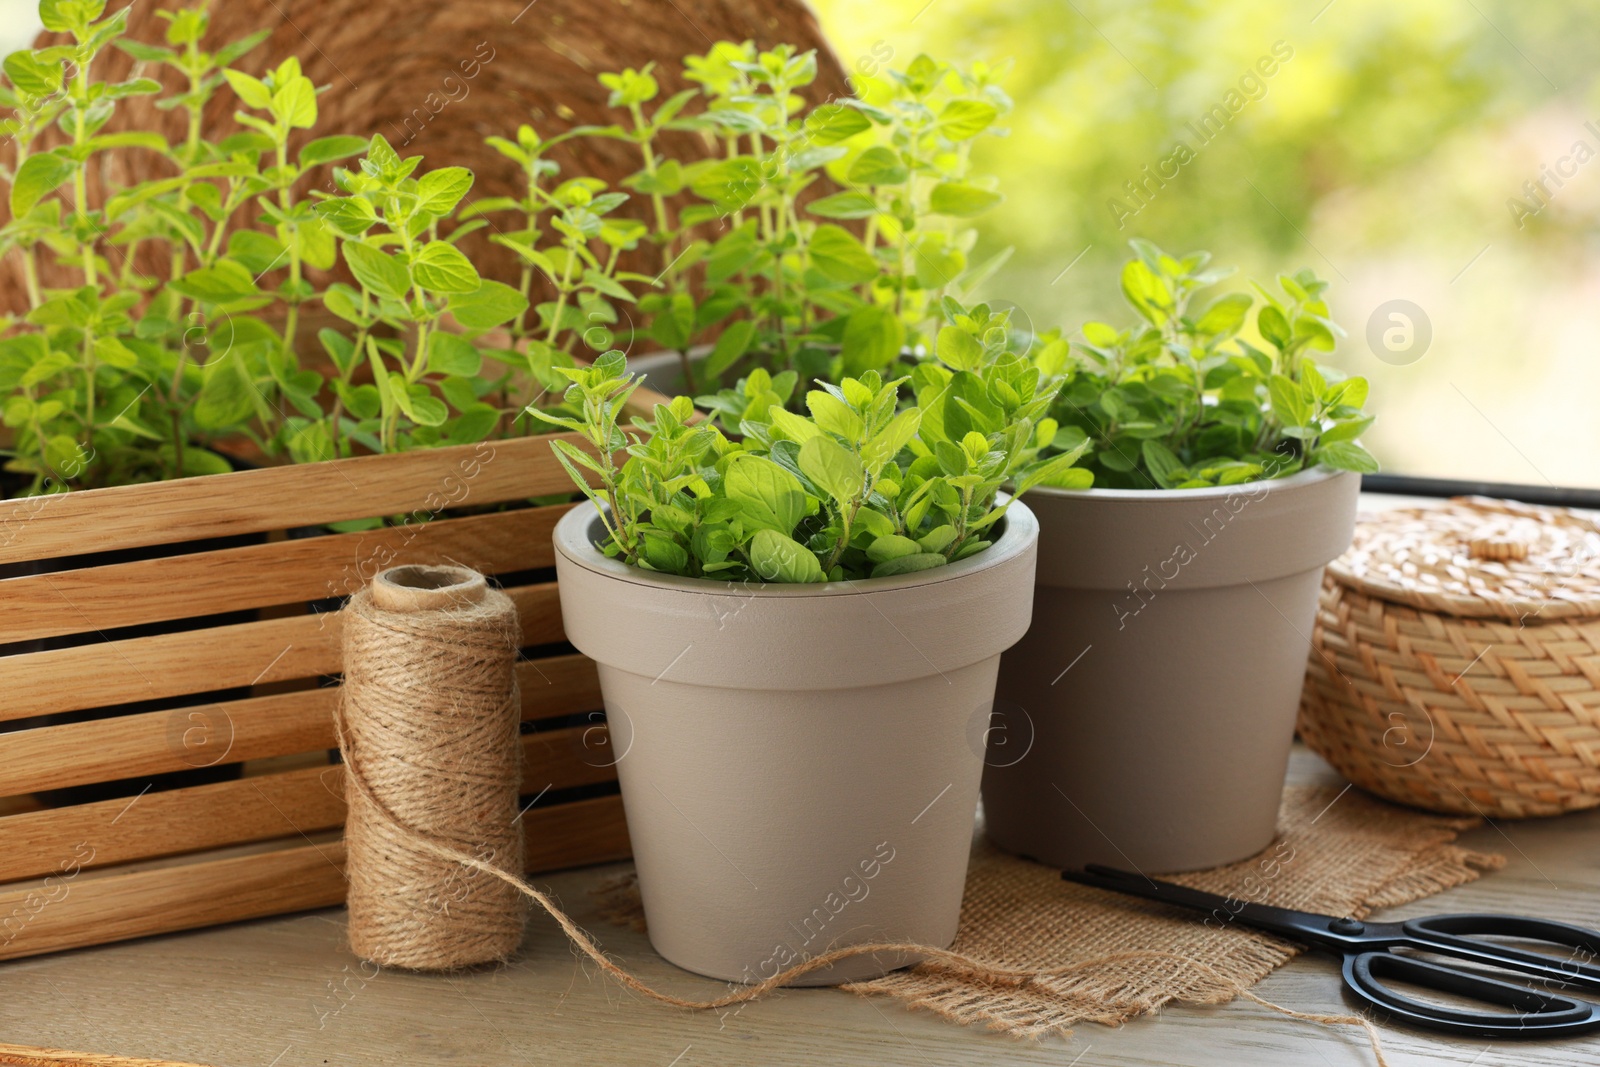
[343,241,411,301]
[10,152,74,218]
[749,528,825,583]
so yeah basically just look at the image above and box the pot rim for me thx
[554,493,1039,600]
[1021,464,1351,503]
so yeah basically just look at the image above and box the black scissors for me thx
[1062,864,1600,1038]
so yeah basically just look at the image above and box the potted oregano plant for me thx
[541,301,1084,984]
[982,241,1374,873]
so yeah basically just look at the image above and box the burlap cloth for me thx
[595,785,1505,1038]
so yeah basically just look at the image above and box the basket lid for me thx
[1327,496,1600,621]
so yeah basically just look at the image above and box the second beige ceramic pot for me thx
[982,468,1359,873]
[554,499,1040,984]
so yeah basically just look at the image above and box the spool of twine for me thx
[337,564,527,970]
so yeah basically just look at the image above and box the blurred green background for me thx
[813,0,1599,487]
[1,1,1591,486]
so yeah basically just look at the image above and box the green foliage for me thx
[539,300,1081,583]
[1042,241,1376,489]
[475,122,648,429]
[0,11,1026,497]
[504,42,1012,401]
[0,1,568,494]
[311,134,541,454]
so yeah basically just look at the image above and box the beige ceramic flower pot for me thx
[982,469,1359,873]
[554,500,1040,984]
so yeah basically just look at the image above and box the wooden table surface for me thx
[2,746,1598,1067]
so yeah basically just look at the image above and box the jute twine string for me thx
[333,566,1392,1062]
[337,750,1392,1063]
[338,564,528,970]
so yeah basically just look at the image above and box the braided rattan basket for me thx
[1299,497,1600,818]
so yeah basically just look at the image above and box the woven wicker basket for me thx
[1299,497,1600,818]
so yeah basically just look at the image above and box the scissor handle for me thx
[1402,913,1600,990]
[1344,951,1600,1038]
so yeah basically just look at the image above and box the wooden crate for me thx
[0,414,650,961]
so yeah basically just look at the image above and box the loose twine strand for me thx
[337,567,1389,1065]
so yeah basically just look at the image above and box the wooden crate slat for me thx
[0,653,601,795]
[513,654,604,725]
[0,687,337,797]
[0,837,349,963]
[0,765,346,883]
[0,725,616,881]
[0,505,574,644]
[518,724,618,795]
[0,794,631,962]
[2,609,334,721]
[0,435,552,565]
[1,582,566,719]
[522,791,632,870]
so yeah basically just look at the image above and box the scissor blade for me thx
[1063,865,1351,947]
